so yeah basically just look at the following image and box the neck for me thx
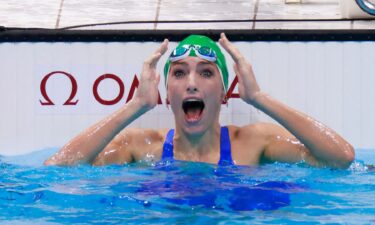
[174,123,221,157]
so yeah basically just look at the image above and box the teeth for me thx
[184,99,202,102]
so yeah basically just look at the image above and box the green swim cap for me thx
[164,35,229,92]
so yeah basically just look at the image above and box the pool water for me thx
[0,148,374,224]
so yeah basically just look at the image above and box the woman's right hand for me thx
[135,39,169,111]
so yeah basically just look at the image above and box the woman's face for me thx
[167,57,225,135]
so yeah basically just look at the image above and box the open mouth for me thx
[182,99,205,122]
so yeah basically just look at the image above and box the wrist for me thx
[249,91,268,108]
[128,97,152,115]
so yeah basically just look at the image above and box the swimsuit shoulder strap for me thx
[218,126,234,166]
[162,129,175,161]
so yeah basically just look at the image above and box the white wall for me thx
[0,41,374,155]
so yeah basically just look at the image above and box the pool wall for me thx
[0,30,374,155]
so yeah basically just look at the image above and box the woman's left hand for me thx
[219,33,261,105]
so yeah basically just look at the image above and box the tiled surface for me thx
[156,0,255,30]
[155,22,255,30]
[0,0,374,30]
[253,20,351,29]
[0,0,61,28]
[352,20,375,29]
[257,0,341,19]
[253,0,350,29]
[158,0,255,20]
[58,0,158,29]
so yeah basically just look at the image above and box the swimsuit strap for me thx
[218,126,234,166]
[161,129,175,161]
[161,127,234,165]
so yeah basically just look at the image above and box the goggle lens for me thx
[198,46,215,58]
[172,47,189,57]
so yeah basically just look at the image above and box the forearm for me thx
[44,99,147,165]
[252,92,355,168]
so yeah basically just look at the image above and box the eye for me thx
[173,69,185,78]
[201,69,213,78]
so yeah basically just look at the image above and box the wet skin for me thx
[45,33,355,169]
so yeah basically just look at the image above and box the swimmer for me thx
[44,33,355,169]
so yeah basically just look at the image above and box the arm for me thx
[253,93,354,169]
[44,40,169,166]
[219,33,354,169]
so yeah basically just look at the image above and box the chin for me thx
[175,116,207,136]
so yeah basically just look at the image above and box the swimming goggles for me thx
[169,44,217,62]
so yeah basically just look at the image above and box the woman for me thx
[44,33,354,169]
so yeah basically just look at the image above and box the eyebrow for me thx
[197,61,216,67]
[171,61,188,66]
[198,61,215,65]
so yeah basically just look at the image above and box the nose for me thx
[186,73,198,93]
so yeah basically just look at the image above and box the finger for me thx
[154,39,169,57]
[233,64,243,84]
[219,33,242,60]
[159,39,169,55]
[144,52,160,69]
[155,73,160,84]
[149,52,162,68]
[145,39,169,68]
[219,33,244,63]
[149,39,169,66]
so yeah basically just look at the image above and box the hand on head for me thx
[136,39,169,111]
[219,33,261,105]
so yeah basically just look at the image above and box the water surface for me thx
[0,148,374,224]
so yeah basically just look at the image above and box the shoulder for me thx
[130,127,171,161]
[119,127,168,142]
[121,127,170,160]
[116,127,169,150]
[93,127,170,165]
[228,122,284,139]
[226,123,292,165]
[227,123,273,151]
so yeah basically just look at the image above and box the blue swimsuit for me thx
[161,126,234,166]
[141,126,292,210]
